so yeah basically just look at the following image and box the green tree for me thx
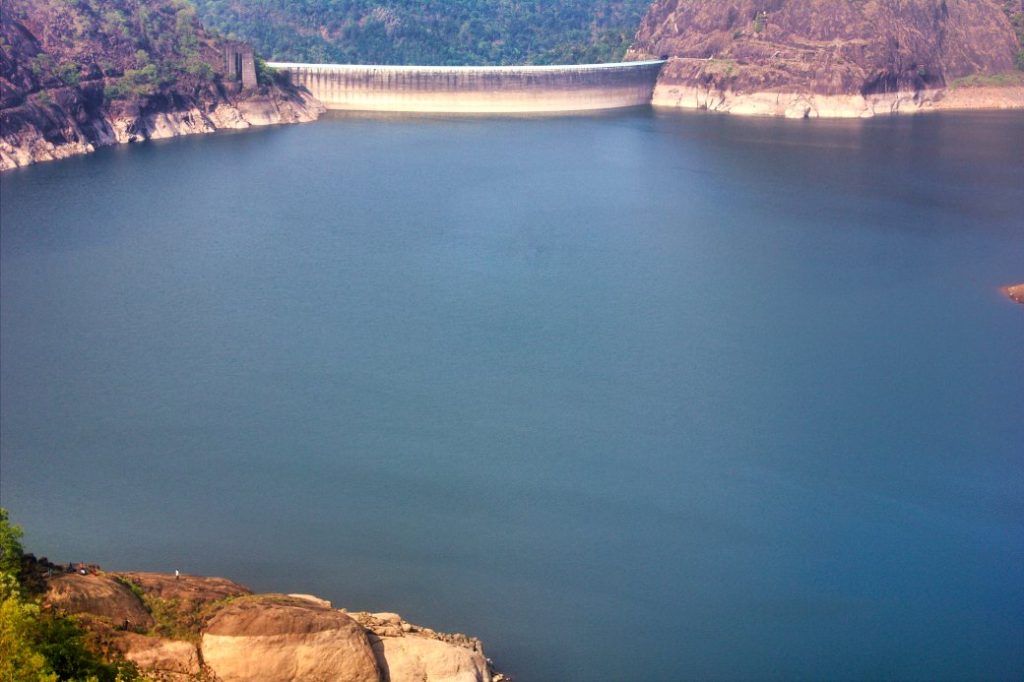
[0,577,58,682]
[57,61,81,87]
[0,510,140,682]
[0,509,24,578]
[0,509,58,681]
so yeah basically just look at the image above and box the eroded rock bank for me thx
[627,0,1024,117]
[647,81,1024,118]
[42,569,506,682]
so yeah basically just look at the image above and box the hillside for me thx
[0,0,323,170]
[190,0,651,65]
[627,0,1024,117]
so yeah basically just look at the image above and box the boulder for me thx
[372,635,491,682]
[114,632,201,678]
[201,596,381,682]
[45,574,154,630]
[353,612,493,682]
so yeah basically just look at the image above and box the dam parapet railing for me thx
[267,60,666,113]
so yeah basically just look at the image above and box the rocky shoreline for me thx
[43,564,505,682]
[649,80,1024,118]
[0,83,324,172]
[0,0,326,172]
[629,0,1024,119]
[5,0,1024,169]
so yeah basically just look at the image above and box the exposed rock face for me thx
[42,570,506,682]
[1003,283,1024,304]
[45,573,154,630]
[374,637,491,682]
[627,0,1024,117]
[201,596,382,682]
[354,611,494,682]
[116,571,252,604]
[113,632,201,680]
[0,0,324,171]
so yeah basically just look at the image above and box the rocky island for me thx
[0,0,323,171]
[627,0,1024,117]
[1004,283,1024,304]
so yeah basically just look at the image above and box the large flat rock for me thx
[115,571,251,604]
[45,573,154,630]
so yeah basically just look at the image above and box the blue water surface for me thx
[2,109,1022,681]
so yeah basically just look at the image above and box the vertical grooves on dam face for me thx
[268,61,666,113]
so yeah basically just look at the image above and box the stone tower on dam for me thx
[224,43,258,90]
[266,61,666,113]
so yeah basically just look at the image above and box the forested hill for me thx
[191,0,652,65]
[1,0,322,170]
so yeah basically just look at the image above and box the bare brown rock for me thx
[1003,283,1024,304]
[40,568,504,682]
[201,596,381,682]
[113,632,201,679]
[628,0,1024,117]
[353,611,494,682]
[372,636,491,682]
[116,571,251,605]
[45,573,154,629]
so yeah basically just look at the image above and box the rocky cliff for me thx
[0,0,323,171]
[627,0,1024,117]
[44,570,505,682]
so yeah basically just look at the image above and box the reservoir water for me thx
[2,109,1022,681]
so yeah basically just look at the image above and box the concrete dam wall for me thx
[267,61,666,113]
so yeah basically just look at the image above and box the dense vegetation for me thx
[190,0,652,65]
[0,0,229,103]
[1003,0,1024,69]
[0,509,140,682]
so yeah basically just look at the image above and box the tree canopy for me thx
[190,0,651,65]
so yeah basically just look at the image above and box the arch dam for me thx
[266,60,666,113]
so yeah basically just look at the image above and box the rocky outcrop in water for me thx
[627,0,1024,117]
[353,611,494,682]
[0,0,323,171]
[43,570,505,682]
[1003,284,1024,304]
